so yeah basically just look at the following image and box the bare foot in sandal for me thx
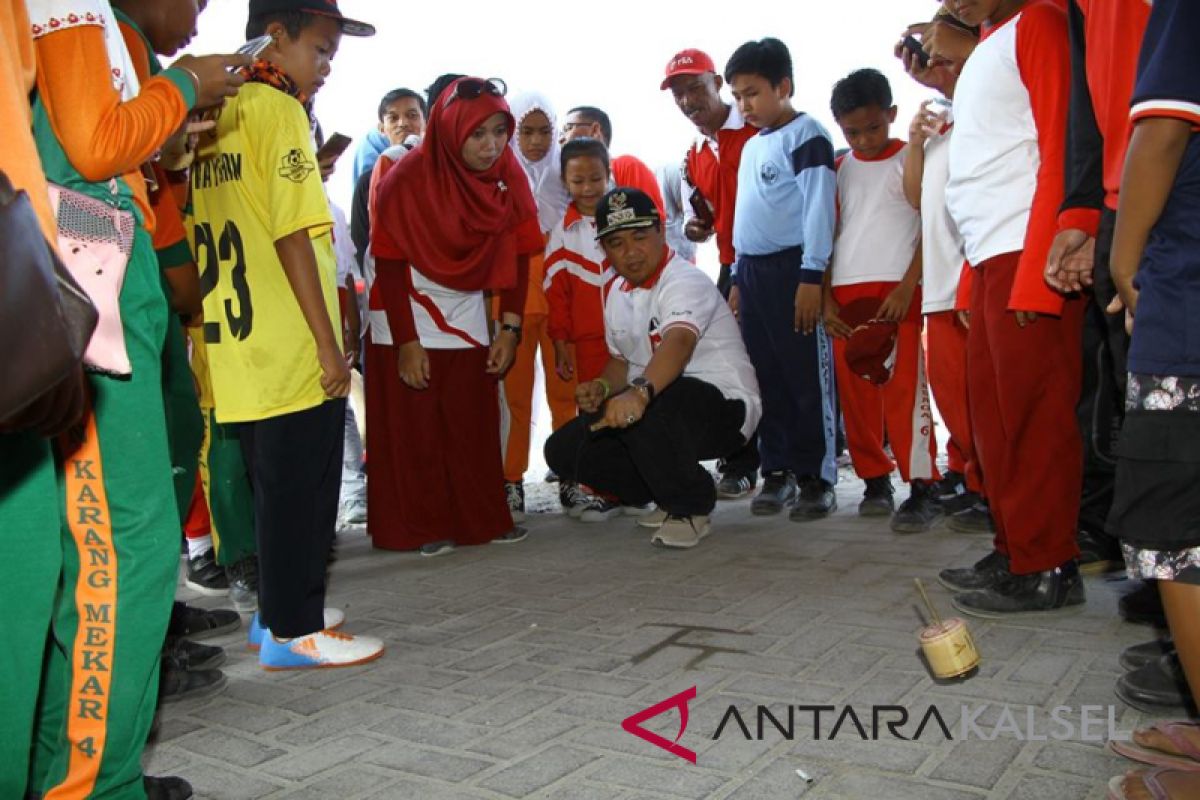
[1118,767,1200,799]
[1134,722,1200,762]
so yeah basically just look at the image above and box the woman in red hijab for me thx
[368,77,543,554]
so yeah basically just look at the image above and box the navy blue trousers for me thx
[736,246,837,485]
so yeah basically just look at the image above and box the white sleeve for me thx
[656,269,718,340]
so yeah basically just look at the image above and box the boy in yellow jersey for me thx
[187,0,384,669]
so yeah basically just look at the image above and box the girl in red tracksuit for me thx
[544,137,613,386]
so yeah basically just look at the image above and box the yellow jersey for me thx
[187,83,340,423]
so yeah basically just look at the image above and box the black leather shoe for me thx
[1116,653,1196,714]
[167,602,241,641]
[938,550,1009,592]
[1119,581,1167,627]
[1120,637,1175,672]
[165,637,226,672]
[1078,528,1123,575]
[858,476,894,517]
[789,476,836,521]
[952,559,1086,619]
[751,471,796,516]
[947,501,995,535]
[144,776,194,800]
[159,655,227,704]
[891,480,943,533]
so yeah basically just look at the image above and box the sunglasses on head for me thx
[443,77,507,109]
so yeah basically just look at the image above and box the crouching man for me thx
[545,187,762,548]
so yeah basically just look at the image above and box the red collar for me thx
[852,139,906,162]
[563,201,596,229]
[619,247,673,292]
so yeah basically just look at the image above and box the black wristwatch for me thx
[499,323,522,342]
[630,376,656,403]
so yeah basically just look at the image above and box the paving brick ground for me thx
[148,473,1165,799]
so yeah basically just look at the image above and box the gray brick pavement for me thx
[147,475,1160,799]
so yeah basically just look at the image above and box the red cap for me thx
[840,298,899,385]
[661,49,717,90]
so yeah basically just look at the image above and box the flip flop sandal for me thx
[1110,721,1200,772]
[1108,767,1195,800]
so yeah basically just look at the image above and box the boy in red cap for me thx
[662,46,761,499]
[824,68,942,533]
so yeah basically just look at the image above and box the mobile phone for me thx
[902,35,931,69]
[688,186,715,229]
[316,133,353,162]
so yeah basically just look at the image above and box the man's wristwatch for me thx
[630,376,656,404]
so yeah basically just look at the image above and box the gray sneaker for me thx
[226,555,258,615]
[751,471,797,515]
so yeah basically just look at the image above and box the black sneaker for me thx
[858,476,894,517]
[952,559,1086,619]
[947,501,995,534]
[492,526,528,544]
[891,480,943,533]
[184,550,229,596]
[167,602,241,641]
[716,473,755,499]
[165,637,226,672]
[938,550,1010,592]
[789,476,836,522]
[1119,581,1167,627]
[505,481,526,523]
[751,471,796,516]
[934,471,979,514]
[144,776,194,800]
[226,555,258,615]
[420,540,456,557]
[544,469,560,483]
[159,655,227,704]
[1120,637,1175,672]
[1115,653,1196,714]
[1078,528,1122,575]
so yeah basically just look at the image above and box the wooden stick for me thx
[914,578,943,627]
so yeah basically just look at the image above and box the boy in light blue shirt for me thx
[726,37,838,521]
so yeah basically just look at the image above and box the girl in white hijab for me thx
[501,90,578,519]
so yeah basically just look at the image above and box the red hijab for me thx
[371,78,540,292]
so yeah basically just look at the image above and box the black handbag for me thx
[0,170,98,422]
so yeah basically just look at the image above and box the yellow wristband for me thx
[595,378,611,399]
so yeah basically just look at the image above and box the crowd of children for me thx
[2,0,1199,796]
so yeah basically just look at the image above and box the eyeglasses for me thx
[443,77,507,109]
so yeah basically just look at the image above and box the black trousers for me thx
[544,377,746,516]
[1077,209,1127,536]
[239,398,345,638]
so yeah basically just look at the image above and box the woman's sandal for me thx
[1109,721,1200,772]
[1108,767,1200,800]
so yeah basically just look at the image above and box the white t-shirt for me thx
[605,252,762,439]
[832,143,920,287]
[921,127,966,313]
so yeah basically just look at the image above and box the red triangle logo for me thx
[621,686,698,764]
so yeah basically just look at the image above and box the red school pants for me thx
[968,251,1083,574]
[831,282,939,484]
[926,310,984,494]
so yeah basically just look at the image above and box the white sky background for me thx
[184,0,943,218]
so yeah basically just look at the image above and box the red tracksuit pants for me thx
[968,252,1083,574]
[926,310,984,494]
[832,282,939,484]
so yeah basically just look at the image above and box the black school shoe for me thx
[789,476,836,522]
[1120,580,1167,627]
[858,476,894,517]
[952,559,1086,619]
[1120,637,1175,672]
[167,602,241,641]
[751,471,797,516]
[1077,528,1123,576]
[1116,653,1197,715]
[184,550,229,596]
[165,637,226,672]
[938,550,1010,592]
[935,470,979,515]
[159,654,227,704]
[891,480,943,533]
[145,776,194,800]
[947,501,995,534]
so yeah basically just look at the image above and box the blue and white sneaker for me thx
[259,629,384,671]
[247,608,346,651]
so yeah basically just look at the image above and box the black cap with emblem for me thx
[594,187,661,240]
[248,0,376,37]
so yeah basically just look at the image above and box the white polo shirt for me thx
[605,250,762,439]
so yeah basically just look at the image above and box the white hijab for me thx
[508,90,569,234]
[26,0,140,101]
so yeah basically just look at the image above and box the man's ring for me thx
[625,414,635,424]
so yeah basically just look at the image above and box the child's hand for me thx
[956,310,971,330]
[684,218,715,243]
[794,284,821,335]
[728,285,741,320]
[1013,310,1039,328]
[486,328,518,375]
[576,380,607,414]
[1106,294,1135,336]
[823,297,854,340]
[1045,229,1096,293]
[397,340,430,390]
[553,340,575,381]
[318,344,351,398]
[877,283,915,322]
